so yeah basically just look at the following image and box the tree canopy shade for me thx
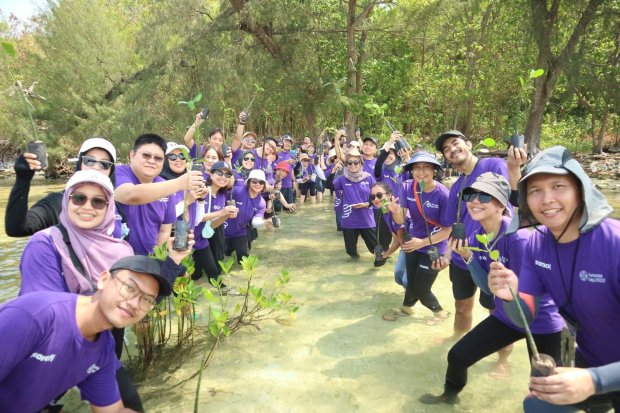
[0,0,617,157]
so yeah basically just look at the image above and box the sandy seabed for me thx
[63,203,531,413]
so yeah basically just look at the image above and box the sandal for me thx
[382,307,414,321]
[426,310,451,326]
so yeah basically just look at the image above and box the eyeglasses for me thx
[249,179,265,185]
[243,139,256,145]
[81,156,114,171]
[302,159,310,163]
[462,189,494,203]
[347,160,360,166]
[113,275,157,312]
[243,157,256,162]
[166,153,186,161]
[369,192,385,201]
[212,170,233,178]
[69,192,109,210]
[139,151,165,163]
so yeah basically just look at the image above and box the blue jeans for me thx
[394,250,408,287]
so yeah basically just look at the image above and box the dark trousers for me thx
[209,226,226,263]
[192,245,220,283]
[403,251,443,312]
[342,227,376,257]
[108,328,145,412]
[226,235,249,263]
[274,187,295,211]
[444,315,562,395]
[300,181,316,197]
[373,209,392,251]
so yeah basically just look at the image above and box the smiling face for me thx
[242,153,256,169]
[67,183,108,230]
[466,191,504,223]
[208,132,224,150]
[283,139,292,151]
[97,269,159,328]
[525,173,582,239]
[411,162,435,185]
[362,140,377,157]
[385,149,397,165]
[167,149,187,175]
[82,148,113,176]
[130,143,165,181]
[242,136,256,150]
[202,148,220,172]
[441,137,471,167]
[211,168,233,188]
[346,156,361,174]
[370,185,390,208]
[248,178,265,196]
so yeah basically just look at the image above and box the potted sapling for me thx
[172,146,198,251]
[508,69,544,149]
[417,180,440,262]
[466,232,555,376]
[451,137,497,242]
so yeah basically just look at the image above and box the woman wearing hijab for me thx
[233,150,256,188]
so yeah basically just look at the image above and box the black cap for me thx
[435,130,467,152]
[110,256,172,297]
[363,136,378,146]
[210,161,233,173]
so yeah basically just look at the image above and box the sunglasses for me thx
[462,189,493,203]
[167,153,186,161]
[302,159,310,162]
[69,192,109,210]
[81,155,114,171]
[249,179,265,185]
[347,160,360,166]
[139,151,164,163]
[212,170,233,178]
[369,192,385,201]
[243,157,256,162]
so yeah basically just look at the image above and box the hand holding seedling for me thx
[488,261,519,302]
[167,231,195,264]
[179,170,205,192]
[449,237,472,261]
[431,255,450,271]
[221,205,239,219]
[529,367,596,405]
[22,152,42,171]
[398,147,412,162]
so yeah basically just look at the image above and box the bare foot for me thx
[489,361,512,380]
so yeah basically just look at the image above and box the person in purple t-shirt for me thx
[233,150,256,188]
[114,134,203,255]
[421,172,563,405]
[388,152,451,321]
[276,134,297,208]
[224,169,267,263]
[489,146,620,412]
[433,130,509,341]
[361,136,378,176]
[184,111,233,163]
[328,149,378,261]
[294,153,317,205]
[0,255,174,413]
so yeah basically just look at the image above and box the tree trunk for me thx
[593,109,609,154]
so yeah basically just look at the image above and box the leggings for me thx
[299,181,316,197]
[209,226,226,263]
[373,209,392,251]
[192,245,220,283]
[444,315,562,395]
[403,251,443,312]
[342,228,376,257]
[226,235,249,263]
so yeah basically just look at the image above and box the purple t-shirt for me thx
[378,167,403,197]
[469,218,563,334]
[363,157,376,176]
[115,165,177,255]
[0,292,120,412]
[19,231,68,295]
[401,180,450,254]
[333,175,376,229]
[441,157,509,269]
[224,187,266,238]
[277,151,294,189]
[382,211,404,234]
[518,219,620,367]
[194,191,227,250]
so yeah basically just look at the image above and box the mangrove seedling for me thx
[417,180,440,262]
[466,232,555,376]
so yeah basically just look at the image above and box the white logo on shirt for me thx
[158,197,169,203]
[87,364,100,374]
[424,200,439,209]
[31,352,56,362]
[578,271,605,284]
[535,260,551,270]
[342,204,352,218]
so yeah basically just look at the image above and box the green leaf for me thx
[481,138,496,148]
[1,41,16,57]
[475,233,488,245]
[465,247,486,253]
[177,100,188,105]
[489,250,500,261]
[529,69,544,79]
[193,93,203,102]
[188,101,195,111]
[418,180,426,191]
[518,76,525,88]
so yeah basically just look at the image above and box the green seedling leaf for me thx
[419,180,426,191]
[529,69,544,79]
[177,100,188,105]
[481,138,496,148]
[394,165,403,174]
[475,233,488,245]
[1,41,16,57]
[188,101,195,111]
[193,93,203,102]
[489,250,500,261]
[466,247,487,253]
[519,76,525,88]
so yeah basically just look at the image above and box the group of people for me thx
[0,110,618,413]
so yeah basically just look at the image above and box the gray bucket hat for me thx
[465,172,511,215]
[435,130,467,152]
[507,146,613,233]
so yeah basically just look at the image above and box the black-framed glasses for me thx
[462,189,493,203]
[139,151,165,163]
[243,157,256,162]
[347,160,360,166]
[167,153,186,161]
[113,275,157,312]
[249,179,265,185]
[213,170,233,178]
[69,192,109,210]
[369,192,385,201]
[81,155,114,171]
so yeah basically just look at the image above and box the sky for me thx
[0,0,39,21]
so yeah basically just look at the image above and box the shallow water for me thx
[0,179,619,412]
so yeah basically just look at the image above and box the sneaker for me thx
[373,258,387,267]
[419,392,460,405]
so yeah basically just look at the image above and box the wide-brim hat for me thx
[404,151,443,171]
[346,148,363,160]
[275,161,291,174]
[79,137,117,162]
[435,130,467,152]
[242,132,258,141]
[299,153,310,161]
[110,255,172,297]
[245,169,267,185]
[165,142,190,155]
[466,172,511,215]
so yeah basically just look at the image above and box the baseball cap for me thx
[282,134,294,142]
[210,161,233,173]
[79,137,117,162]
[165,142,190,155]
[435,130,467,153]
[363,136,378,146]
[110,255,172,297]
[66,169,114,195]
[465,172,511,213]
[242,132,258,141]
